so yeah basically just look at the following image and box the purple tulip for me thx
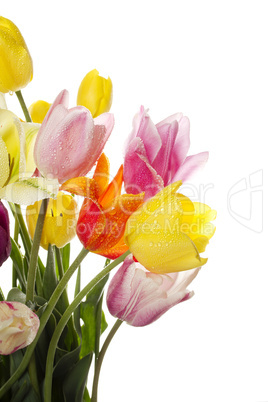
[107,255,200,327]
[0,301,40,355]
[34,89,114,184]
[124,106,208,199]
[0,201,11,267]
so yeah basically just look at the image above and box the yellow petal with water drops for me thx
[126,228,207,274]
[26,192,78,249]
[125,181,183,241]
[0,177,59,205]
[0,137,9,188]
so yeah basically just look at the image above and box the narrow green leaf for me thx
[60,242,70,273]
[43,244,58,301]
[80,274,109,358]
[62,354,92,402]
[10,237,26,290]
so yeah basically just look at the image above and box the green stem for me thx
[26,198,49,303]
[0,247,89,400]
[10,203,32,257]
[91,319,123,402]
[43,250,130,402]
[12,217,19,287]
[15,90,32,122]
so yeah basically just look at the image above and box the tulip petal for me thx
[126,229,207,274]
[61,177,100,199]
[125,106,162,164]
[93,153,110,195]
[0,177,59,205]
[172,151,209,183]
[169,115,191,171]
[89,113,114,170]
[0,136,9,188]
[99,165,123,209]
[0,301,39,355]
[124,137,164,197]
[41,90,69,128]
[152,120,178,185]
[107,256,200,327]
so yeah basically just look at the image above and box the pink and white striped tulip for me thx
[124,106,208,199]
[0,301,39,355]
[34,90,114,184]
[106,255,200,327]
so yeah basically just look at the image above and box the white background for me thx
[1,1,267,401]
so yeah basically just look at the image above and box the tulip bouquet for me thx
[0,16,216,402]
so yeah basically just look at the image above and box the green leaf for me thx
[9,350,40,402]
[7,288,26,303]
[80,274,109,358]
[0,287,5,301]
[10,237,26,290]
[60,242,70,273]
[53,345,81,379]
[62,354,92,402]
[43,244,58,301]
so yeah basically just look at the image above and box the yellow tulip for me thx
[77,69,112,117]
[26,192,78,250]
[0,16,33,93]
[0,108,23,184]
[29,100,51,123]
[124,181,216,274]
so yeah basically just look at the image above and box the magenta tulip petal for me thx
[0,201,11,267]
[124,108,207,198]
[170,116,191,171]
[124,137,163,197]
[125,106,162,164]
[172,151,209,183]
[107,256,200,327]
[155,112,184,127]
[152,120,178,185]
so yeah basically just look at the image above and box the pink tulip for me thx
[124,106,208,199]
[34,90,114,184]
[106,255,200,327]
[0,301,40,355]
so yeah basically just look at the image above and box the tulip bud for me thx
[107,255,199,326]
[0,201,11,266]
[77,69,113,117]
[29,100,51,123]
[0,301,39,355]
[26,192,78,250]
[0,16,33,93]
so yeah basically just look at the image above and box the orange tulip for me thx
[61,153,144,259]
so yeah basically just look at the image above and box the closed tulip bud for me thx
[26,192,78,250]
[29,100,51,123]
[125,181,216,274]
[77,69,113,117]
[0,301,39,355]
[0,16,33,93]
[107,255,200,326]
[0,201,11,266]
